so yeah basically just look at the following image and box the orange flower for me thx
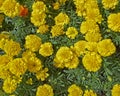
[20,5,28,17]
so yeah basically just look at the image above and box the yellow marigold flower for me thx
[82,52,102,72]
[102,0,118,9]
[66,27,78,39]
[73,40,87,56]
[0,0,20,17]
[26,78,33,85]
[31,11,46,27]
[9,58,27,76]
[25,35,42,52]
[3,39,21,56]
[97,39,116,57]
[37,24,49,34]
[36,84,54,96]
[56,47,73,63]
[73,0,86,16]
[36,68,49,81]
[65,54,79,69]
[108,13,120,32]
[85,32,102,42]
[39,42,53,57]
[53,2,60,10]
[50,25,64,37]
[68,84,83,96]
[32,1,46,13]
[3,78,17,94]
[54,12,70,25]
[111,84,120,96]
[26,56,42,73]
[54,57,65,68]
[85,8,102,24]
[85,42,98,53]
[0,14,4,27]
[80,20,100,34]
[84,90,97,96]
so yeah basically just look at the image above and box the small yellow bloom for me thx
[25,35,42,52]
[85,32,102,42]
[39,42,53,57]
[102,0,118,9]
[84,90,97,96]
[82,52,102,72]
[9,58,27,76]
[36,84,54,96]
[50,25,64,37]
[37,24,49,34]
[68,84,83,96]
[53,2,60,10]
[55,12,70,25]
[108,13,120,32]
[0,0,20,17]
[56,47,73,63]
[3,78,17,94]
[97,39,116,57]
[26,78,33,85]
[80,20,100,34]
[73,40,87,56]
[111,84,120,96]
[66,27,78,39]
[36,68,49,81]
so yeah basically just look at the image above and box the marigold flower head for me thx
[54,57,65,68]
[102,0,118,9]
[56,47,73,63]
[3,78,17,94]
[9,58,27,76]
[85,42,98,53]
[66,27,78,39]
[55,12,70,25]
[111,84,120,96]
[25,34,42,52]
[37,24,49,34]
[65,54,79,69]
[82,52,102,72]
[26,78,33,85]
[36,84,54,96]
[3,39,21,57]
[73,40,87,56]
[97,39,116,57]
[0,0,20,17]
[84,90,97,96]
[80,20,100,34]
[53,2,60,10]
[50,25,64,37]
[36,68,49,81]
[85,32,102,42]
[108,13,120,32]
[39,42,53,57]
[26,56,42,73]
[68,84,83,96]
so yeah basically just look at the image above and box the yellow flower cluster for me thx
[66,27,78,39]
[51,12,70,37]
[0,0,20,17]
[54,46,79,69]
[108,13,120,32]
[102,0,118,9]
[31,1,48,34]
[74,0,102,23]
[0,38,21,57]
[25,34,42,52]
[36,84,54,96]
[68,84,97,96]
[111,84,120,96]
[39,42,53,57]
